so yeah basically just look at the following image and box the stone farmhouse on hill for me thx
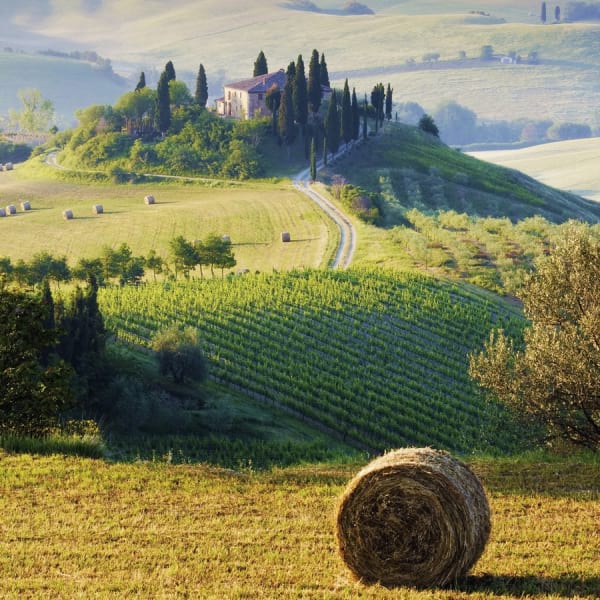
[216,69,332,120]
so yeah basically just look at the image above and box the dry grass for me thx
[0,453,597,599]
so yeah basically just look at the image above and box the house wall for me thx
[223,87,249,119]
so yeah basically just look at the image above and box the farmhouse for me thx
[217,69,332,120]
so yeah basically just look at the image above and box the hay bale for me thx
[6,204,16,215]
[93,204,104,214]
[144,195,155,205]
[20,201,31,211]
[4,162,13,171]
[336,448,490,589]
[281,231,291,243]
[0,208,6,217]
[63,209,74,220]
[222,235,231,243]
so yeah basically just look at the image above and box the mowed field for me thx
[0,453,598,599]
[0,167,339,272]
[471,137,600,202]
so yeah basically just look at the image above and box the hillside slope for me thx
[100,269,527,455]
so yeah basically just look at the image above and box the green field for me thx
[0,165,338,272]
[0,452,597,598]
[471,137,600,202]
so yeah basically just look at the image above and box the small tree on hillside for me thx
[135,72,146,91]
[319,53,330,88]
[418,114,439,137]
[385,83,393,121]
[254,50,268,76]
[152,326,207,384]
[195,63,208,108]
[541,1,547,22]
[480,45,494,60]
[165,60,176,82]
[169,235,198,279]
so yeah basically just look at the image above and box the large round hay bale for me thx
[336,448,490,589]
[63,209,74,220]
[144,195,155,205]
[93,204,104,214]
[4,162,13,171]
[20,201,31,211]
[281,231,291,243]
[6,204,16,215]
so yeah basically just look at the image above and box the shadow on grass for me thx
[458,573,600,598]
[0,434,105,459]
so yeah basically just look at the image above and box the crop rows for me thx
[99,269,525,453]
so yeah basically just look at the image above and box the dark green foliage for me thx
[293,55,308,130]
[254,50,268,77]
[169,235,198,279]
[480,45,494,60]
[555,5,560,20]
[265,84,281,134]
[0,288,74,436]
[325,90,340,156]
[385,83,393,121]
[310,137,317,181]
[0,141,31,163]
[319,53,330,88]
[278,85,297,151]
[151,326,208,384]
[363,94,368,140]
[335,183,381,223]
[351,88,359,140]
[195,64,208,108]
[340,79,352,145]
[165,60,176,82]
[419,113,440,137]
[156,71,171,133]
[99,243,145,285]
[541,1,547,22]
[308,49,322,114]
[135,71,146,91]
[370,83,385,130]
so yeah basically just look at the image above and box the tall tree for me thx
[169,236,198,279]
[340,79,352,146]
[156,71,171,133]
[195,63,208,108]
[253,50,268,76]
[265,84,282,135]
[325,90,340,156]
[165,60,176,82]
[363,94,368,140]
[152,326,207,384]
[554,5,560,21]
[278,84,296,156]
[308,49,322,114]
[310,137,317,181]
[319,53,330,88]
[351,87,359,140]
[385,83,393,121]
[135,71,146,92]
[541,1,547,23]
[470,227,600,450]
[294,55,308,132]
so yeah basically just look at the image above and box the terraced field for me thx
[100,269,526,454]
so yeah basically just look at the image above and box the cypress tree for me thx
[278,84,296,156]
[265,84,281,135]
[555,5,560,21]
[351,87,359,140]
[294,55,308,132]
[323,136,328,166]
[541,1,547,23]
[340,79,352,146]
[135,71,146,92]
[325,90,340,156]
[319,53,330,88]
[385,83,393,121]
[195,64,208,108]
[156,71,171,133]
[308,49,322,114]
[165,60,176,82]
[363,94,368,140]
[310,137,317,181]
[254,50,268,76]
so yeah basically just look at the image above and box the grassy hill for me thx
[0,51,128,128]
[0,452,598,598]
[470,137,600,202]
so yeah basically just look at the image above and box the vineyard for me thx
[100,269,526,454]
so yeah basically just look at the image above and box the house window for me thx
[227,91,231,100]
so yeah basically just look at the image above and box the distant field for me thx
[470,137,600,202]
[0,453,598,598]
[0,166,338,272]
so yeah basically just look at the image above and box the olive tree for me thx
[470,226,600,450]
[151,326,207,384]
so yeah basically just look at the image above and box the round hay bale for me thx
[336,448,490,589]
[20,201,31,211]
[93,204,104,214]
[281,231,291,243]
[144,195,155,205]
[222,235,231,243]
[4,162,13,171]
[6,204,16,215]
[0,207,6,217]
[63,209,74,220]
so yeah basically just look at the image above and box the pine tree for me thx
[310,137,317,181]
[195,64,208,108]
[340,79,352,146]
[278,84,296,156]
[156,71,171,133]
[308,49,322,114]
[135,71,146,92]
[294,55,308,132]
[351,88,359,140]
[385,83,393,121]
[254,50,268,76]
[165,60,176,82]
[541,1,547,23]
[325,90,340,156]
[319,53,330,88]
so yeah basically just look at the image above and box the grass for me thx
[0,452,597,598]
[0,160,339,272]
[470,137,600,202]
